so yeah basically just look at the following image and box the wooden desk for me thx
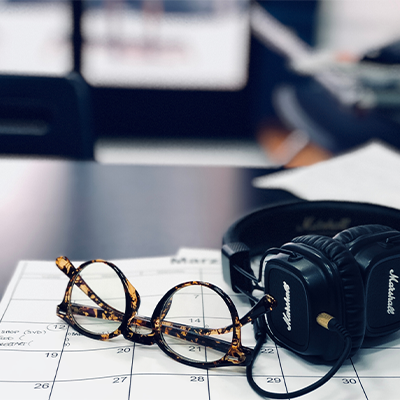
[0,158,296,300]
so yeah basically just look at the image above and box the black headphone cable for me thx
[246,313,352,399]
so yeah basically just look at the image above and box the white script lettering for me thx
[283,281,291,331]
[387,269,399,315]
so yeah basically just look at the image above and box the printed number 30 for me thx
[342,378,357,384]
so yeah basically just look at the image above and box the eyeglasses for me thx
[55,256,277,369]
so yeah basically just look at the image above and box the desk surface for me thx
[0,158,296,299]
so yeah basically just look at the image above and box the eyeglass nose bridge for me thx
[124,279,141,315]
[224,342,253,366]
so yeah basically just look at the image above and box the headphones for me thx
[222,200,400,398]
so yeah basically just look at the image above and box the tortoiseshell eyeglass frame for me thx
[55,256,276,369]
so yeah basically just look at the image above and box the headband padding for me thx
[223,201,400,258]
[334,224,394,245]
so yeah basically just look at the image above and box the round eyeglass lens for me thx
[159,284,234,363]
[70,262,126,335]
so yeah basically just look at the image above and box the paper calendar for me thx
[0,248,399,399]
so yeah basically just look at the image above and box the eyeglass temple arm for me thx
[156,294,275,365]
[157,294,277,339]
[181,294,276,336]
[67,302,236,354]
[238,294,277,328]
[158,323,240,357]
[148,293,275,359]
[66,303,125,322]
[68,292,276,338]
[64,297,276,366]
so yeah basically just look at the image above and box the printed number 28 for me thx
[190,376,205,382]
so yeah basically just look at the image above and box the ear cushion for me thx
[291,235,366,355]
[334,224,394,245]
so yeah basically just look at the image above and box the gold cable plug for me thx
[316,313,335,330]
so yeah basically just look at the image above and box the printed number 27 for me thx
[113,377,127,384]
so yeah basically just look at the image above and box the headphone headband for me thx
[222,200,400,293]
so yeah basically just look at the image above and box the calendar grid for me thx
[275,343,289,394]
[0,251,400,399]
[48,325,70,399]
[354,359,369,400]
[200,283,212,400]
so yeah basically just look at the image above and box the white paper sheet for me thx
[253,141,400,210]
[1,250,399,399]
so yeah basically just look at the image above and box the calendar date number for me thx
[190,376,205,382]
[34,382,50,390]
[342,378,357,384]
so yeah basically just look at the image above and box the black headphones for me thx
[222,200,400,398]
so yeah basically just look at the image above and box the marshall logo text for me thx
[283,281,292,331]
[296,216,352,233]
[387,269,399,315]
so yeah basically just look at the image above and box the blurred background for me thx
[1,0,400,167]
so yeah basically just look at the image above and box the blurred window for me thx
[0,0,72,75]
[81,0,250,90]
[0,0,250,90]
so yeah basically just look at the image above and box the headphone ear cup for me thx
[290,235,366,355]
[334,224,400,338]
